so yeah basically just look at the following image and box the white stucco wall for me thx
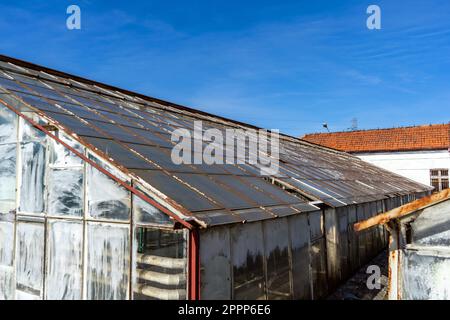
[355,149,450,186]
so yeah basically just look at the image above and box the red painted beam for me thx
[188,229,200,300]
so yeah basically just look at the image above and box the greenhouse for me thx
[0,55,431,300]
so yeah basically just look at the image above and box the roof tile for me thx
[302,124,450,153]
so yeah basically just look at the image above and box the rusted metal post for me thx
[188,228,200,300]
[385,223,399,300]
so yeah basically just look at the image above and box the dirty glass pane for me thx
[19,142,46,213]
[308,210,323,240]
[87,151,130,181]
[288,214,312,300]
[87,164,131,221]
[0,221,14,299]
[13,91,64,114]
[130,169,219,212]
[0,106,17,144]
[0,74,27,93]
[133,228,187,300]
[20,81,72,104]
[337,207,350,279]
[347,205,360,273]
[0,144,16,213]
[199,228,231,300]
[243,177,300,205]
[45,220,83,300]
[15,222,45,300]
[57,102,109,122]
[132,184,172,225]
[411,200,450,247]
[212,175,282,207]
[231,222,266,300]
[48,168,83,217]
[83,137,154,170]
[49,131,84,167]
[87,120,138,143]
[402,250,450,300]
[86,222,130,300]
[263,218,292,299]
[310,238,328,299]
[20,115,46,142]
[176,173,254,210]
[44,111,109,139]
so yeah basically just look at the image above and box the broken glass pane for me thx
[86,222,130,300]
[45,220,83,300]
[87,164,131,221]
[19,142,46,214]
[0,221,14,299]
[0,106,17,144]
[48,168,83,217]
[15,222,45,300]
[0,144,16,213]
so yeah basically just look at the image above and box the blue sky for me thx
[1,0,450,136]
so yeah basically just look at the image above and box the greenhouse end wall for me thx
[199,193,427,300]
[0,106,188,300]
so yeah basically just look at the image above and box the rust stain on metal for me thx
[387,249,396,300]
[354,189,450,232]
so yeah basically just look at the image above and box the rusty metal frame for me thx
[0,61,432,217]
[0,75,311,222]
[1,56,432,211]
[385,222,400,300]
[0,96,205,300]
[0,97,194,230]
[0,75,203,218]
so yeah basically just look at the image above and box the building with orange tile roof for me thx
[303,124,450,191]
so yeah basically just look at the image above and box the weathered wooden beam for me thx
[354,189,450,232]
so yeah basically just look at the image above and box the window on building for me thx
[430,169,449,192]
